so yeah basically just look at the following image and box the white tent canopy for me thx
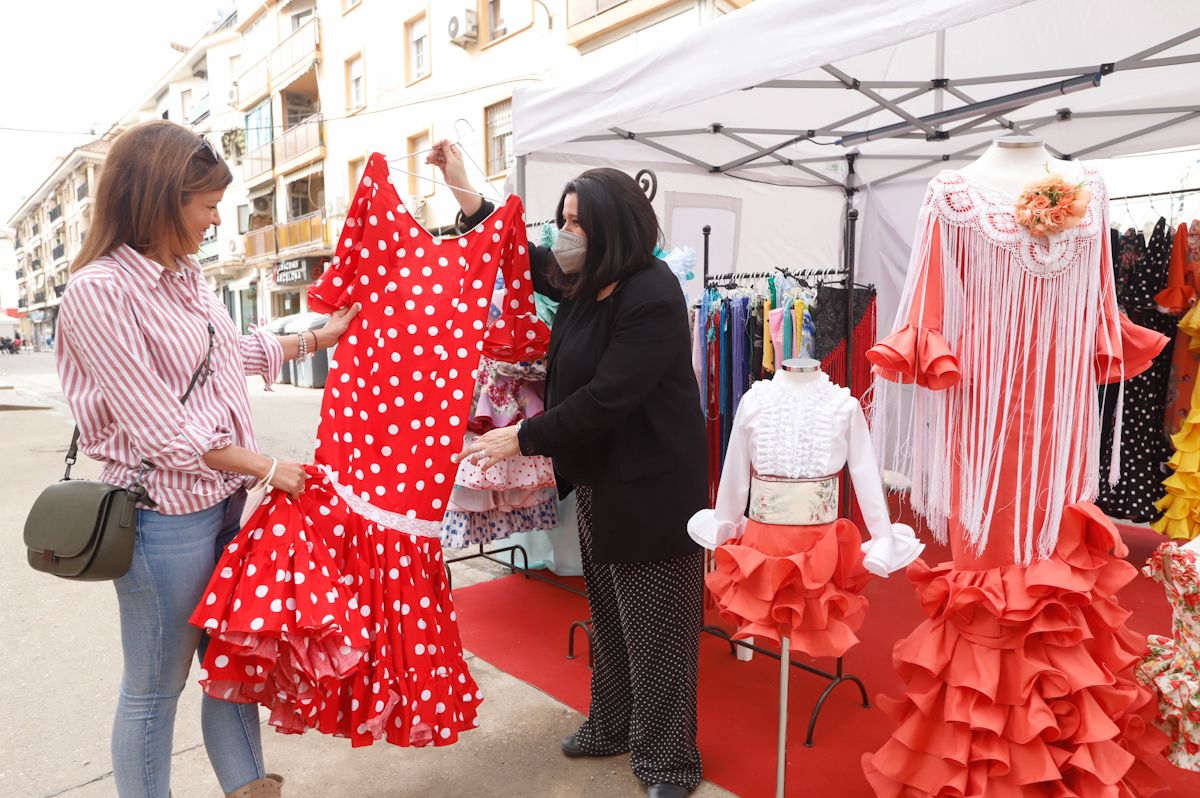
[512,0,1200,325]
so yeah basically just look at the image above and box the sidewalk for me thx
[0,357,734,798]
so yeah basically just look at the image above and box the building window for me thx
[407,130,433,198]
[291,8,313,30]
[406,13,429,84]
[244,98,273,152]
[345,54,365,111]
[348,156,366,194]
[180,89,192,123]
[488,0,507,39]
[485,99,513,177]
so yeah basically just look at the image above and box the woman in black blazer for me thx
[433,142,706,798]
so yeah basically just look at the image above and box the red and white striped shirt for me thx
[57,244,284,515]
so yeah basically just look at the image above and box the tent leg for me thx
[515,154,527,201]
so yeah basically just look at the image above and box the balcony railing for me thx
[77,181,88,201]
[244,140,273,184]
[245,226,277,260]
[277,211,328,253]
[49,205,62,223]
[271,18,320,79]
[52,243,66,261]
[189,93,211,125]
[275,115,323,165]
[236,56,270,109]
[198,229,219,263]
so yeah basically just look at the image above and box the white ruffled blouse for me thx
[688,374,924,577]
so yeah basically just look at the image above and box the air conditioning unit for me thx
[448,9,478,46]
[228,86,238,103]
[252,196,272,213]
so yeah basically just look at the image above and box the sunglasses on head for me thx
[196,136,219,163]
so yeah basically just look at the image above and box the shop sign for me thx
[274,258,316,286]
[30,310,46,323]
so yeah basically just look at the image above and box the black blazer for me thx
[461,203,707,564]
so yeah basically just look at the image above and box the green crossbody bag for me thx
[23,323,215,581]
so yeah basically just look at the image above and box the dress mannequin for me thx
[958,135,1084,197]
[689,359,923,658]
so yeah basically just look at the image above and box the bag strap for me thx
[64,322,217,500]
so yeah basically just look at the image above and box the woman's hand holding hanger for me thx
[426,140,482,217]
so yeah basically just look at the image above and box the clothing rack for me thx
[1108,186,1200,202]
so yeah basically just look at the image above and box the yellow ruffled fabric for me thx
[1153,301,1200,540]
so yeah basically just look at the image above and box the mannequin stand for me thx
[776,633,791,798]
[702,624,870,747]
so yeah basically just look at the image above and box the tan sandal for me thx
[225,773,283,798]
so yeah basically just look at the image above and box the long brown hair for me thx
[71,120,232,272]
[549,168,662,300]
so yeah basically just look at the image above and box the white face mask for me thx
[552,229,587,274]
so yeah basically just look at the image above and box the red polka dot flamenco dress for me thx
[189,154,549,748]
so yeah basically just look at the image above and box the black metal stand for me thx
[702,624,870,747]
[445,541,586,599]
[567,618,594,668]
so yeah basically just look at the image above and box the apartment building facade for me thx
[4,0,748,342]
[6,140,109,346]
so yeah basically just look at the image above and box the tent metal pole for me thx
[840,72,1101,146]
[863,118,1058,188]
[935,30,946,114]
[607,127,717,171]
[1070,110,1200,159]
[515,155,526,201]
[1110,186,1200,202]
[1118,26,1200,64]
[824,64,939,136]
[942,85,1067,157]
[716,130,811,172]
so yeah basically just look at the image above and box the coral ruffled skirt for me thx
[706,518,871,659]
[189,466,481,748]
[862,503,1167,796]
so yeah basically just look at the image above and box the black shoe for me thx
[560,734,626,758]
[647,785,690,798]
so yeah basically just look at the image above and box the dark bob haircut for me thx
[549,168,662,300]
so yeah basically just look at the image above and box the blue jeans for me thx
[112,491,265,798]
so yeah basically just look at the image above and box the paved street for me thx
[0,352,733,798]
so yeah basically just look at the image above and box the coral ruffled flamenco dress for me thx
[863,167,1169,795]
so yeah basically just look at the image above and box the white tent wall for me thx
[519,154,846,296]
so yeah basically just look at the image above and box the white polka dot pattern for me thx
[187,154,554,749]
[572,487,705,790]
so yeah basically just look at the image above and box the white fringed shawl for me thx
[870,167,1122,564]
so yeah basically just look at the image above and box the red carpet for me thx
[453,525,1200,798]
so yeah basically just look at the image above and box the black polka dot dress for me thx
[1097,219,1177,521]
[572,486,705,791]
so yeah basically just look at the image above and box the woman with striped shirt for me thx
[56,120,359,798]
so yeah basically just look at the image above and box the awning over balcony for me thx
[275,59,317,94]
[283,161,324,184]
[248,182,275,201]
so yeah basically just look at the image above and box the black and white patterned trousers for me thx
[573,487,705,790]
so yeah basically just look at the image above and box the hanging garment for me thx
[1097,219,1178,522]
[1153,351,1200,541]
[688,373,923,658]
[863,167,1169,795]
[189,154,550,748]
[761,296,775,377]
[1137,541,1200,772]
[812,285,878,399]
[1160,222,1200,437]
